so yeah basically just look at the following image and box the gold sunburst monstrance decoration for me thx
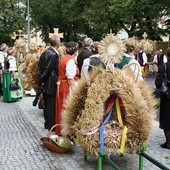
[98,34,126,67]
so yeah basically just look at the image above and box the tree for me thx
[81,0,170,40]
[29,0,170,42]
[0,0,27,45]
[30,0,93,42]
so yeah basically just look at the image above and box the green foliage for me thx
[81,0,170,40]
[88,0,167,41]
[0,0,26,45]
[1,0,170,44]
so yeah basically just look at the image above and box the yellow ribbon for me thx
[116,97,128,155]
[116,98,123,125]
[120,126,128,154]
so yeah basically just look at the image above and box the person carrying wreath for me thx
[115,43,144,83]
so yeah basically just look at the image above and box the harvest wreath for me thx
[62,68,156,157]
[61,34,156,157]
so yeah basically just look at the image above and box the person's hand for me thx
[12,71,16,80]
[13,76,16,80]
[37,85,42,92]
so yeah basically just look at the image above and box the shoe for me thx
[160,143,170,149]
[160,143,166,147]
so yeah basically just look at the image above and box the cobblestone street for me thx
[0,101,63,170]
[0,76,170,170]
[0,0,170,169]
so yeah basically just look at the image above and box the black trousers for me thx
[43,94,55,130]
[0,75,2,97]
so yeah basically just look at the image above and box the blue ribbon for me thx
[99,95,116,155]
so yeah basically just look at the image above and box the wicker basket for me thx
[40,124,74,153]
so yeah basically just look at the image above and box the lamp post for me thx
[27,0,30,52]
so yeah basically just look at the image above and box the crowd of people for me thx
[0,34,169,150]
[37,35,96,134]
[37,36,116,128]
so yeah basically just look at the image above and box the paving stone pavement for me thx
[0,76,170,170]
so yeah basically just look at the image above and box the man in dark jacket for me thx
[155,47,170,149]
[136,47,148,77]
[77,37,94,76]
[153,49,167,67]
[38,35,60,130]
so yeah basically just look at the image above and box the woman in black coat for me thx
[155,47,170,149]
